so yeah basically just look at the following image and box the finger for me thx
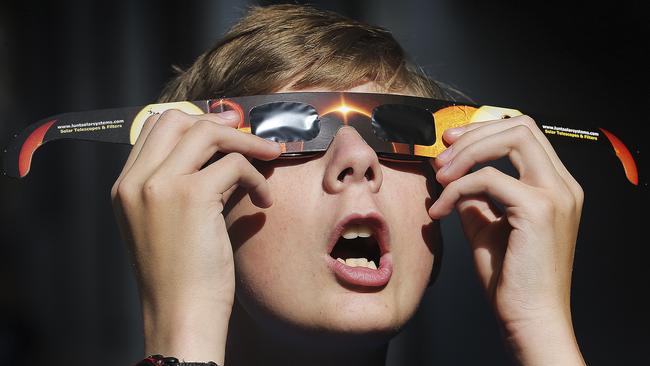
[435,117,527,170]
[456,195,507,278]
[155,119,281,176]
[193,152,274,209]
[429,166,532,219]
[456,194,502,242]
[440,116,580,193]
[124,114,160,172]
[429,169,514,296]
[112,112,161,195]
[448,116,566,170]
[467,212,510,295]
[436,125,561,188]
[127,110,239,183]
[441,117,522,145]
[121,112,235,179]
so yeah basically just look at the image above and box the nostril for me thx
[338,167,353,182]
[364,167,374,181]
[336,167,375,182]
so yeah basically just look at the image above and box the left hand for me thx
[428,115,585,365]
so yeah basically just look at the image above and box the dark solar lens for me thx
[377,152,429,162]
[371,104,436,145]
[250,102,320,142]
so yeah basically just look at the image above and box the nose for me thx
[322,126,383,193]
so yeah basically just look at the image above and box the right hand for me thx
[110,109,281,363]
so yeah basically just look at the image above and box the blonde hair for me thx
[158,4,445,102]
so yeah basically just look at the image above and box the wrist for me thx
[503,312,585,366]
[143,300,233,366]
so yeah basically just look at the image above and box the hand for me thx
[110,109,281,364]
[428,115,586,365]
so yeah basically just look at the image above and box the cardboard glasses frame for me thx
[0,92,639,186]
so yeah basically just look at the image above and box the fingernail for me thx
[217,110,239,120]
[269,140,282,152]
[445,127,465,137]
[437,146,453,162]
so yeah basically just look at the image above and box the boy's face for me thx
[224,82,439,340]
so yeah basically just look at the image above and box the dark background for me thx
[0,1,647,365]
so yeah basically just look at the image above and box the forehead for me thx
[279,81,390,94]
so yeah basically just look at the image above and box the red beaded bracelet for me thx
[135,354,219,366]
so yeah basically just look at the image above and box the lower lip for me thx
[327,253,393,287]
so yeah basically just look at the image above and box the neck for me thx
[225,300,389,366]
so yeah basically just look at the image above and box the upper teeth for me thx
[341,224,373,239]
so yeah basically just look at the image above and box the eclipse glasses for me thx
[1,92,639,186]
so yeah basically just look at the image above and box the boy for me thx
[112,4,585,365]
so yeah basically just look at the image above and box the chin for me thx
[235,284,410,349]
[321,313,404,339]
[323,292,405,333]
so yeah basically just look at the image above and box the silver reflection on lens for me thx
[250,102,320,142]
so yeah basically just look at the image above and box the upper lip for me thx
[327,211,391,258]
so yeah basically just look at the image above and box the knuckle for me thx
[112,178,138,206]
[560,183,584,214]
[143,113,160,128]
[158,108,186,122]
[445,179,460,193]
[557,190,577,212]
[142,176,171,201]
[518,114,536,126]
[574,182,585,205]
[555,177,584,212]
[194,118,216,130]
[512,114,537,130]
[522,115,542,134]
[201,119,233,148]
[194,119,223,142]
[226,152,247,165]
[227,153,252,172]
[511,124,535,141]
[110,181,120,200]
[478,166,500,180]
[149,109,196,137]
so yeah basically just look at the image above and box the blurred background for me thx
[0,0,647,365]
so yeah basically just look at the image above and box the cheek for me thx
[382,170,438,310]
[224,170,326,318]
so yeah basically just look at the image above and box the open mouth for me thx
[329,224,382,270]
[326,212,393,287]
